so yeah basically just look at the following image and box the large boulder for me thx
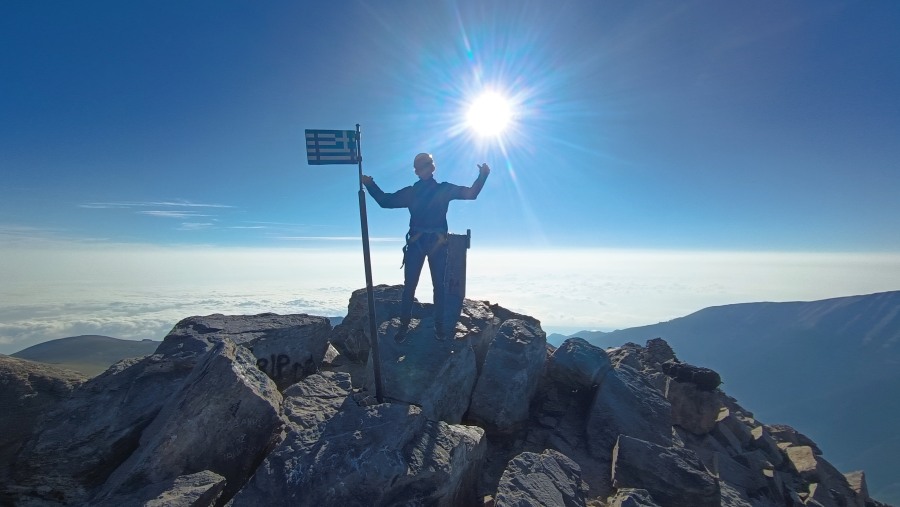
[232,372,486,507]
[586,365,673,458]
[330,285,418,363]
[10,351,202,504]
[362,317,479,423]
[468,319,547,433]
[784,445,865,507]
[665,377,722,435]
[494,449,589,507]
[93,470,226,507]
[611,435,720,507]
[545,337,613,390]
[161,313,332,389]
[95,339,284,503]
[0,355,85,503]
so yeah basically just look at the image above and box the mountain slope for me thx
[572,290,900,504]
[12,335,161,377]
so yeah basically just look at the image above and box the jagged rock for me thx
[611,435,720,507]
[750,425,785,467]
[95,339,284,503]
[366,317,479,423]
[10,352,201,505]
[607,488,662,507]
[586,365,673,458]
[785,445,866,507]
[494,449,588,507]
[282,371,354,438]
[4,297,885,507]
[606,343,644,371]
[94,470,226,507]
[0,355,85,495]
[329,285,415,363]
[469,319,547,433]
[666,377,722,435]
[643,338,676,367]
[713,408,755,452]
[661,360,722,392]
[767,424,823,455]
[545,337,613,389]
[456,299,504,371]
[845,471,869,501]
[232,376,486,507]
[161,313,331,389]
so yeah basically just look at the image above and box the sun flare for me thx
[466,91,513,137]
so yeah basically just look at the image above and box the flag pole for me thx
[355,124,385,403]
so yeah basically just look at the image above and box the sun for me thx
[465,91,514,137]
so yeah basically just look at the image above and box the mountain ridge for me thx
[562,290,900,504]
[11,335,161,377]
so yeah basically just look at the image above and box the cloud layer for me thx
[2,243,899,354]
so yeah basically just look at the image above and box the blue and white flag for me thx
[305,129,359,165]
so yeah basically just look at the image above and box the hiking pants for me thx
[400,232,448,325]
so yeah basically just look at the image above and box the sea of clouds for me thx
[2,244,899,354]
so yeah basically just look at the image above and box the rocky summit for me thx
[0,284,891,507]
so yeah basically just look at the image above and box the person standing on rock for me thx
[362,152,490,342]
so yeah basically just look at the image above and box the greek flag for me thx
[305,129,359,165]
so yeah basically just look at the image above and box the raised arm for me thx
[457,163,491,200]
[362,175,411,209]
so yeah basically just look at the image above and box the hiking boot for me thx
[394,319,411,344]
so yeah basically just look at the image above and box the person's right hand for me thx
[477,163,491,176]
[361,175,374,185]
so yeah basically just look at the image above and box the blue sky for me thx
[2,1,900,351]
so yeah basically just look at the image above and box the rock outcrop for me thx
[0,285,890,507]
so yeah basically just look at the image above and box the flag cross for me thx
[305,129,359,165]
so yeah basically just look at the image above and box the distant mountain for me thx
[566,290,900,504]
[12,335,161,377]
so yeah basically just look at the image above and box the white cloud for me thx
[79,200,233,209]
[2,243,898,353]
[138,211,212,219]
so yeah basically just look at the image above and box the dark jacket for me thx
[364,173,487,233]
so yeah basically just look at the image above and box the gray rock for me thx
[545,337,613,389]
[11,351,200,504]
[713,409,755,452]
[784,446,864,507]
[232,392,486,507]
[94,470,226,507]
[96,339,284,503]
[469,319,547,432]
[282,371,354,447]
[367,317,479,423]
[0,355,85,495]
[330,285,416,363]
[586,366,673,458]
[844,470,869,501]
[767,424,823,455]
[665,377,722,435]
[161,313,332,389]
[644,338,677,367]
[494,449,588,507]
[606,343,644,371]
[611,435,720,507]
[607,488,661,507]
[750,425,785,467]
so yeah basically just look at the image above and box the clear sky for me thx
[2,1,900,352]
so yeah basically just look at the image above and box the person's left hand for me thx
[361,175,374,185]
[478,163,491,176]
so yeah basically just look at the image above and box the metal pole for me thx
[355,124,384,403]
